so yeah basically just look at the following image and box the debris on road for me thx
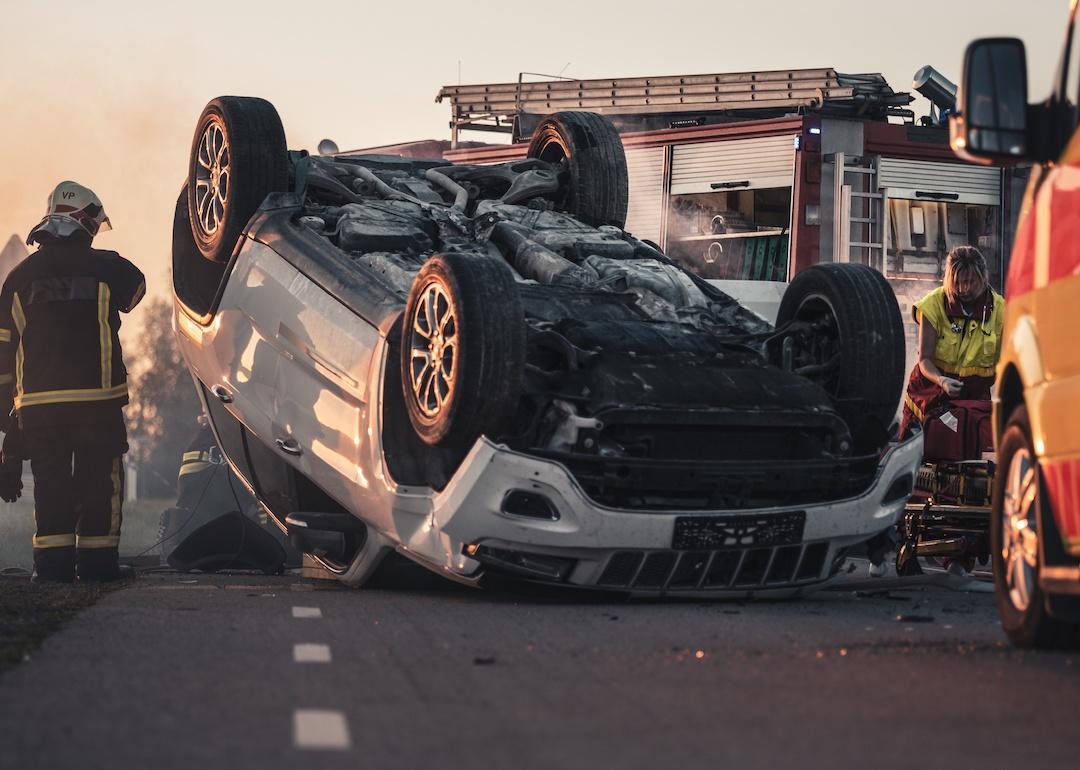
[855,590,911,601]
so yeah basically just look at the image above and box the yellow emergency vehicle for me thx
[952,10,1080,647]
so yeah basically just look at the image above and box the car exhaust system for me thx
[489,221,595,286]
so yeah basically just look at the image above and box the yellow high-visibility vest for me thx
[913,286,1005,378]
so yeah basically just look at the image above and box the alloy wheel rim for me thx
[1002,445,1039,612]
[194,119,231,237]
[408,282,457,418]
[794,293,842,396]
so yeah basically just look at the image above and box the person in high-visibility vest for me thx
[0,182,145,583]
[898,246,1005,440]
[868,246,1004,578]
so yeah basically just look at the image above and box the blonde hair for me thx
[943,246,989,302]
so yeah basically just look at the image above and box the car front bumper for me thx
[389,433,924,597]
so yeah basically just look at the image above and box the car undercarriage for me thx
[286,149,890,508]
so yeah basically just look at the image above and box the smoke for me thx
[0,81,198,342]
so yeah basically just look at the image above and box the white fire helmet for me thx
[26,181,112,245]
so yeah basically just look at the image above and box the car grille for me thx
[596,542,831,591]
[531,451,881,511]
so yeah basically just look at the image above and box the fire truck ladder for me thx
[437,68,912,145]
[832,152,885,270]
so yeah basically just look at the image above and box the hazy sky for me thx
[0,0,1070,332]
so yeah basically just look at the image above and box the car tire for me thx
[173,184,230,317]
[400,252,526,447]
[775,263,905,445]
[992,406,1080,649]
[187,96,288,263]
[526,111,629,229]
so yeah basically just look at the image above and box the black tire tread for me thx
[527,111,629,229]
[777,263,905,434]
[173,184,227,317]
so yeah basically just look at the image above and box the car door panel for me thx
[176,235,389,518]
[176,240,303,508]
[1024,129,1080,552]
[273,268,384,518]
[199,380,255,490]
[1034,143,1080,460]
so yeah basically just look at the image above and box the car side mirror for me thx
[951,37,1029,164]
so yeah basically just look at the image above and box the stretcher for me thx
[895,457,994,575]
[895,397,994,574]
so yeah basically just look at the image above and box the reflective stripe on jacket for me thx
[0,237,145,429]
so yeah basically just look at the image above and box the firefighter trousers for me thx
[31,446,125,582]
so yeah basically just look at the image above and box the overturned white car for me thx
[171,96,921,595]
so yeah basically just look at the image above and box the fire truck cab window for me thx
[665,187,791,281]
[885,198,1002,288]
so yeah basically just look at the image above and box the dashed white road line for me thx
[294,643,332,664]
[290,607,345,751]
[293,709,351,751]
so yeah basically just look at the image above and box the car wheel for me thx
[400,252,526,447]
[775,263,905,445]
[187,96,288,263]
[992,406,1080,649]
[526,111,629,229]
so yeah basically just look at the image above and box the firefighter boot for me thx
[76,547,123,582]
[32,539,76,583]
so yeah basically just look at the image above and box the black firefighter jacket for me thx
[0,237,145,440]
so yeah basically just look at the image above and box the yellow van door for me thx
[1033,131,1080,552]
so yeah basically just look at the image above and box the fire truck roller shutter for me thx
[670,135,797,195]
[877,158,1001,206]
[623,146,665,244]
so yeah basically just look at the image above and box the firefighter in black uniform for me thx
[0,181,145,582]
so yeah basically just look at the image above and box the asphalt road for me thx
[1,561,1078,770]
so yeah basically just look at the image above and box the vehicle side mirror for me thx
[951,37,1029,164]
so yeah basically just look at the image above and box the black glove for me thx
[0,417,25,502]
[0,457,22,503]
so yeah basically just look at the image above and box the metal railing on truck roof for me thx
[437,68,914,143]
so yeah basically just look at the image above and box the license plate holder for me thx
[672,511,806,550]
